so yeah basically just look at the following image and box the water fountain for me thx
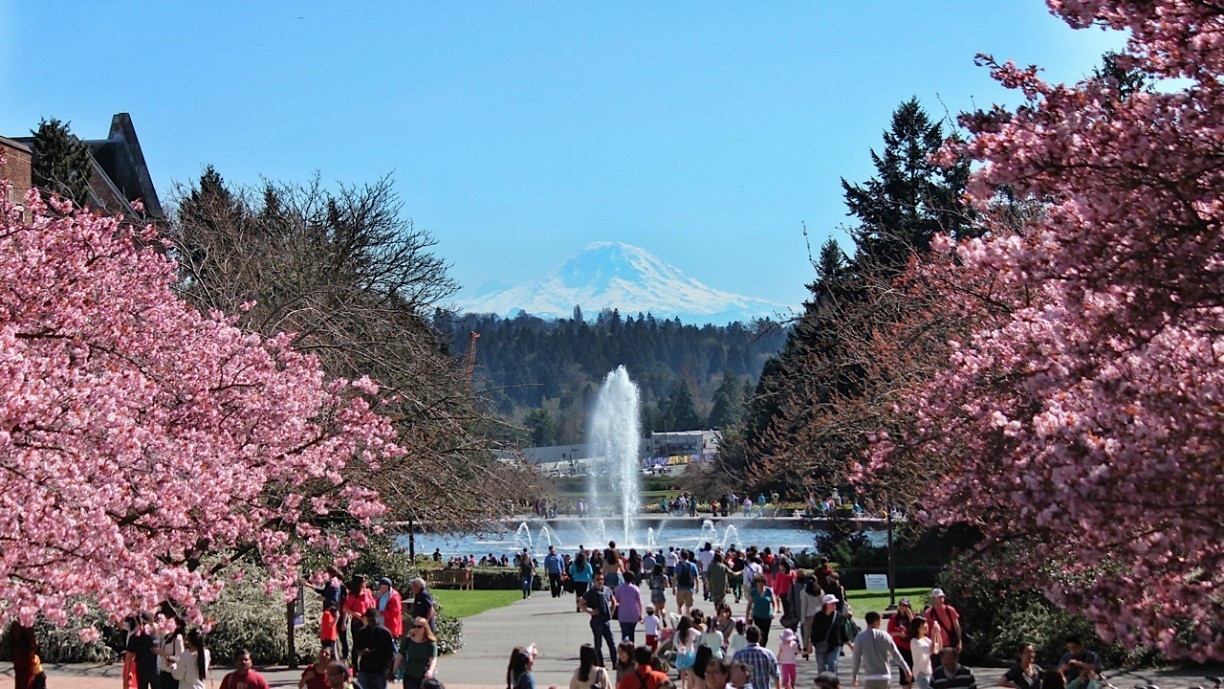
[587,366,643,545]
[404,367,890,557]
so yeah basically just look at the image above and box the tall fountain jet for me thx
[588,366,643,545]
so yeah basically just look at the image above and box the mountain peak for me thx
[458,242,788,324]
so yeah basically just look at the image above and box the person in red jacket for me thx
[887,598,916,667]
[376,577,404,639]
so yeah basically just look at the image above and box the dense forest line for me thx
[436,310,790,446]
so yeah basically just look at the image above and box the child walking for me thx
[777,628,799,689]
[644,606,662,651]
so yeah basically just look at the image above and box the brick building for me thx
[0,136,33,204]
[5,113,162,220]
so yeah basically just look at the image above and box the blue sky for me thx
[0,2,1122,309]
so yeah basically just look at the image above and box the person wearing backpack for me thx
[674,550,700,616]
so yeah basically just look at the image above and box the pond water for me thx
[398,517,888,559]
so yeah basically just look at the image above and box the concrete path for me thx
[13,587,1223,688]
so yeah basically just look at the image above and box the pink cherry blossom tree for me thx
[863,0,1224,660]
[0,187,403,637]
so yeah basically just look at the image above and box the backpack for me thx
[676,562,695,587]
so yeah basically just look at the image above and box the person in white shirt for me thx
[170,629,209,689]
[644,606,663,651]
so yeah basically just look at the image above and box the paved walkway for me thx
[13,588,1223,688]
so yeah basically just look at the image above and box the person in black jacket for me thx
[808,594,850,675]
[353,608,397,689]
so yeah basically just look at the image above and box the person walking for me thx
[394,616,439,689]
[581,573,619,667]
[850,612,911,689]
[519,549,537,599]
[569,551,594,613]
[170,629,209,689]
[808,594,850,674]
[731,625,780,689]
[615,572,645,642]
[745,575,779,646]
[218,650,270,689]
[707,553,730,611]
[353,608,396,689]
[545,546,566,598]
[910,617,941,689]
[409,578,437,631]
[570,644,612,689]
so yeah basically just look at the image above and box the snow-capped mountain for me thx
[457,241,789,324]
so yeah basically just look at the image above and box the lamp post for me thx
[886,492,897,611]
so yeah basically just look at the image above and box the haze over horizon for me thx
[0,2,1124,307]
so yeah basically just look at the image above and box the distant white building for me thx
[511,430,721,475]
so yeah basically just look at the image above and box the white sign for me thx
[864,574,889,591]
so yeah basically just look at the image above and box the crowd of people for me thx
[110,538,1110,689]
[512,541,1109,689]
[115,570,442,689]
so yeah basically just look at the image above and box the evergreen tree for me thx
[31,118,93,208]
[725,98,970,496]
[706,373,747,430]
[842,97,973,272]
[523,407,556,447]
[662,382,701,431]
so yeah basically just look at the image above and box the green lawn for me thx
[433,589,523,618]
[845,587,928,615]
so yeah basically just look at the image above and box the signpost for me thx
[865,574,889,591]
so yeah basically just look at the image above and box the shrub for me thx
[472,569,541,590]
[935,551,1161,668]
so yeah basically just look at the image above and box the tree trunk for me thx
[9,622,36,689]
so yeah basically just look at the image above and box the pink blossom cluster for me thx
[0,189,403,631]
[863,0,1223,660]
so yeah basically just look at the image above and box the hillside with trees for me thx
[438,310,789,446]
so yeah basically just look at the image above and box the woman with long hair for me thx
[908,616,941,689]
[888,599,916,667]
[614,641,637,684]
[170,629,208,689]
[674,615,701,689]
[395,616,439,689]
[570,551,593,612]
[159,616,185,689]
[570,644,611,689]
[507,646,536,689]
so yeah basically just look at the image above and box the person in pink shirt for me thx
[376,577,404,638]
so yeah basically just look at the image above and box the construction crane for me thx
[460,331,480,384]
